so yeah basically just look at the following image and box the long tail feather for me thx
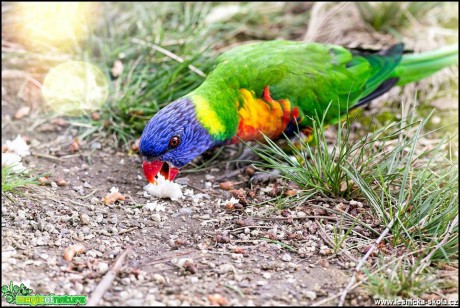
[392,44,458,86]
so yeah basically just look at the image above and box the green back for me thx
[191,40,403,137]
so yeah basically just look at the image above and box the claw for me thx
[249,169,281,184]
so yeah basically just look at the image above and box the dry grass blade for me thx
[338,214,397,306]
[414,215,459,276]
[131,38,207,77]
[87,247,132,306]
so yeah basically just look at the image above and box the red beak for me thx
[142,160,180,183]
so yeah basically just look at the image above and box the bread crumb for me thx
[144,174,183,201]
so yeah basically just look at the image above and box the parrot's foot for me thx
[249,169,281,184]
[228,146,259,170]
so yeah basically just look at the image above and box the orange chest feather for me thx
[230,87,300,144]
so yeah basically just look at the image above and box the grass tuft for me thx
[1,166,39,193]
[250,98,458,298]
[365,258,437,300]
[355,2,440,33]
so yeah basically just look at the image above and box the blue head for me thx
[139,97,216,183]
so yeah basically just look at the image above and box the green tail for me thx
[392,44,458,86]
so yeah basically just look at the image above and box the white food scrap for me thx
[144,174,183,201]
[223,197,239,206]
[145,201,166,212]
[1,152,27,173]
[5,135,30,157]
[2,135,30,173]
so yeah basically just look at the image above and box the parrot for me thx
[139,40,458,183]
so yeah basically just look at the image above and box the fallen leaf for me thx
[38,123,57,132]
[14,106,30,119]
[355,270,364,283]
[63,243,85,262]
[225,203,235,210]
[235,217,255,227]
[56,178,68,186]
[319,258,330,268]
[103,191,126,205]
[215,234,230,243]
[132,138,140,151]
[38,177,50,185]
[229,189,249,205]
[184,260,197,274]
[285,189,297,196]
[219,181,234,191]
[208,294,229,306]
[245,166,255,176]
[69,138,80,153]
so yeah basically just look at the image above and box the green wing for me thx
[209,40,403,127]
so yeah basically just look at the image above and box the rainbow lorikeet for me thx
[139,40,458,183]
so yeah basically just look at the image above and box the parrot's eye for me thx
[168,136,180,148]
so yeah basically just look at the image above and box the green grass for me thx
[250,100,458,298]
[355,2,440,33]
[365,258,438,300]
[1,165,39,193]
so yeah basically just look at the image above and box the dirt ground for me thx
[1,80,380,306]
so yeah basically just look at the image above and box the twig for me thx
[229,226,273,233]
[214,168,247,181]
[77,189,99,200]
[142,249,195,267]
[338,215,396,306]
[204,250,234,256]
[68,199,92,208]
[313,196,353,205]
[414,215,458,276]
[87,247,132,306]
[131,38,206,77]
[224,284,245,298]
[31,152,63,162]
[117,227,139,235]
[59,154,83,160]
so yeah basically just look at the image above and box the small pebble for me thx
[153,273,166,284]
[91,142,102,149]
[97,262,109,274]
[281,254,292,262]
[80,213,90,225]
[305,290,317,300]
[297,211,307,218]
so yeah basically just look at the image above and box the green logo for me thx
[1,281,86,306]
